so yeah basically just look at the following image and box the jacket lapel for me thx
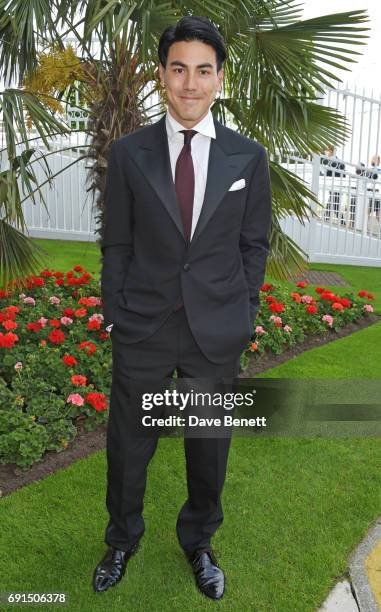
[132,114,255,246]
[134,115,185,239]
[190,122,254,247]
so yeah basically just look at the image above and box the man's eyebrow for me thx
[169,61,214,69]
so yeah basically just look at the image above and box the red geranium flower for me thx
[49,319,61,328]
[340,298,351,308]
[358,291,375,300]
[265,295,276,303]
[260,283,274,292]
[78,341,97,355]
[296,281,308,287]
[85,392,108,412]
[87,319,101,331]
[290,292,302,302]
[320,291,335,301]
[74,308,87,318]
[0,332,19,348]
[332,302,344,311]
[27,321,42,333]
[2,319,17,330]
[63,355,78,367]
[62,308,75,317]
[48,329,65,344]
[315,287,325,294]
[269,302,285,313]
[306,305,318,315]
[54,279,64,286]
[73,265,84,272]
[5,305,19,314]
[71,374,87,387]
[40,269,54,277]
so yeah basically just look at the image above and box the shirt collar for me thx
[165,107,216,141]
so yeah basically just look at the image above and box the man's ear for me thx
[158,63,165,86]
[217,67,224,92]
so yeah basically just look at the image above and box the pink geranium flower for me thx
[269,315,282,327]
[322,314,333,327]
[66,393,84,406]
[61,316,73,326]
[23,297,35,306]
[49,296,61,304]
[284,325,292,333]
[89,313,104,323]
[255,326,266,334]
[364,304,374,313]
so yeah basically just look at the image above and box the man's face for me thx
[159,40,224,128]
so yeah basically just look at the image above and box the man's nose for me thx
[183,72,197,90]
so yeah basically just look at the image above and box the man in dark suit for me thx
[93,15,272,601]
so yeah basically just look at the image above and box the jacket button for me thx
[183,263,190,271]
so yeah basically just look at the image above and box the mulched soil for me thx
[1,314,380,498]
[287,270,350,287]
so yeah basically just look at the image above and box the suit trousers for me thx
[104,306,242,555]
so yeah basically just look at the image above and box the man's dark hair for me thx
[158,16,227,72]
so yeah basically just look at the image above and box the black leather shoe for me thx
[188,547,225,600]
[92,542,139,593]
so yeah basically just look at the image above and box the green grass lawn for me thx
[0,435,380,612]
[0,238,379,611]
[260,320,381,378]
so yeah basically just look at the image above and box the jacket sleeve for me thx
[239,146,272,326]
[100,140,134,328]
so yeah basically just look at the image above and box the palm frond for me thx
[0,219,47,290]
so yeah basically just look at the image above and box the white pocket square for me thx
[228,178,246,191]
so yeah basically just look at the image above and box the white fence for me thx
[280,152,381,266]
[1,83,381,264]
[279,84,381,266]
[0,129,98,242]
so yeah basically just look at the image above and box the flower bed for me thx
[0,267,110,468]
[0,268,376,469]
[241,280,376,370]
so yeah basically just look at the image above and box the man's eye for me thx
[200,70,210,75]
[174,68,183,73]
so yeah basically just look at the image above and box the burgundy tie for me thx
[175,129,197,242]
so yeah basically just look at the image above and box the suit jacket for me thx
[100,114,272,364]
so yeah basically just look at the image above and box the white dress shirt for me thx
[106,109,214,333]
[165,107,215,239]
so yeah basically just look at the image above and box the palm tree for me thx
[0,0,369,290]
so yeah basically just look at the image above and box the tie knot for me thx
[180,129,197,145]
